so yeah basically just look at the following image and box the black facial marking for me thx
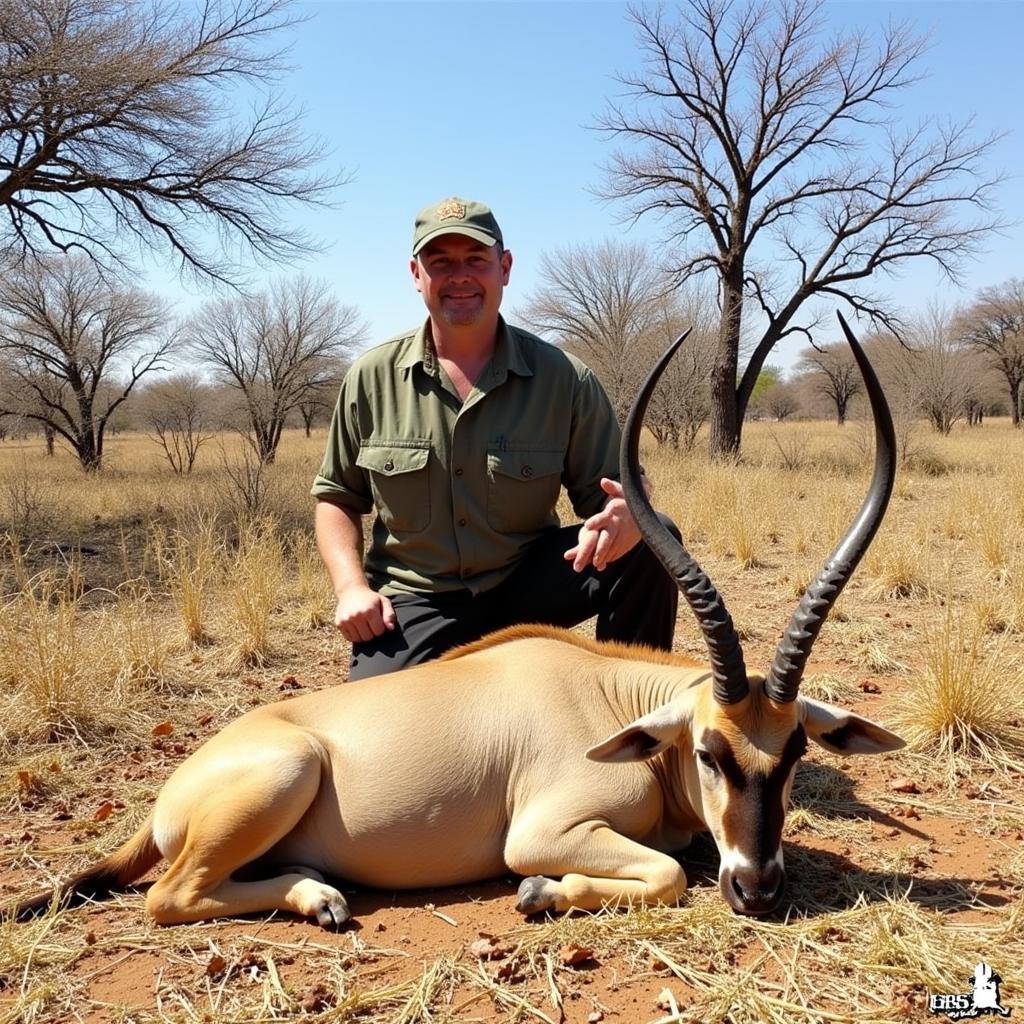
[701,730,747,792]
[717,724,808,867]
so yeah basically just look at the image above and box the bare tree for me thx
[137,373,216,474]
[0,256,176,469]
[797,344,862,426]
[517,240,723,447]
[187,276,365,463]
[518,240,671,423]
[0,0,338,283]
[956,279,1024,427]
[903,306,975,435]
[296,370,345,437]
[639,294,719,449]
[763,381,800,422]
[598,0,1003,456]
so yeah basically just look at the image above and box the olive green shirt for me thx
[311,318,621,596]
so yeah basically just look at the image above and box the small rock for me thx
[298,984,334,1012]
[470,936,512,960]
[890,778,920,794]
[655,988,676,1011]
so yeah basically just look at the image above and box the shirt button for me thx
[454,467,464,476]
[521,465,533,478]
[458,518,467,527]
[383,459,394,472]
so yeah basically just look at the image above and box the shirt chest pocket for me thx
[486,449,564,534]
[357,441,431,534]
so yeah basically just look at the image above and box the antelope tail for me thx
[7,813,161,919]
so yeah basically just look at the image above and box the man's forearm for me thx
[315,500,370,597]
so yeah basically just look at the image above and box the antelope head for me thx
[606,314,905,915]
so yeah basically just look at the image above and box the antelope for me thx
[11,314,903,928]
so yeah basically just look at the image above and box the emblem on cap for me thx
[437,198,466,222]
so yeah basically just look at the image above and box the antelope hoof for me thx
[515,876,556,915]
[314,890,351,930]
[292,879,351,929]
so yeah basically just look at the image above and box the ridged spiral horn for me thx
[763,312,896,704]
[621,331,748,705]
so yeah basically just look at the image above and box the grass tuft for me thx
[892,608,1024,778]
[229,515,285,668]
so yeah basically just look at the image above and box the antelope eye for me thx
[696,749,718,772]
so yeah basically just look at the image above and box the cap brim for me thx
[412,225,499,256]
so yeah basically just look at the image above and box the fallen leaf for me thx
[559,943,594,966]
[858,681,881,694]
[93,801,114,822]
[16,771,41,796]
[279,676,302,690]
[151,721,174,737]
[206,954,227,978]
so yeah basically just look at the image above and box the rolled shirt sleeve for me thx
[311,371,375,515]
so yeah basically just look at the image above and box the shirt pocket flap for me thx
[488,449,564,481]
[357,443,430,477]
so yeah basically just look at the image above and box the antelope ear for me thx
[801,697,905,755]
[586,701,691,763]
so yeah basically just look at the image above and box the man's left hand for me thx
[564,477,643,573]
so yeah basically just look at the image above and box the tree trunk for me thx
[708,281,743,458]
[44,425,55,456]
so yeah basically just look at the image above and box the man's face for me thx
[411,234,512,330]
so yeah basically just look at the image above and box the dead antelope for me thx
[11,314,903,928]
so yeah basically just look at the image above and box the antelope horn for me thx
[763,312,896,704]
[621,331,749,705]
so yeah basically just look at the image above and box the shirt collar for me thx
[395,316,534,382]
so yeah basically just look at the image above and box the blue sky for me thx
[148,0,1024,372]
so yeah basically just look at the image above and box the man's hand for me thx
[564,477,644,573]
[333,584,397,643]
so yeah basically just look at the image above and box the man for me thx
[312,196,678,680]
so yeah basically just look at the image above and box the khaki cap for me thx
[412,197,503,255]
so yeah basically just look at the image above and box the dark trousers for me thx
[348,518,680,681]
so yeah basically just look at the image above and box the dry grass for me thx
[228,516,286,667]
[150,511,224,646]
[0,554,132,746]
[288,530,335,630]
[863,534,933,600]
[1,420,1023,1023]
[892,607,1024,779]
